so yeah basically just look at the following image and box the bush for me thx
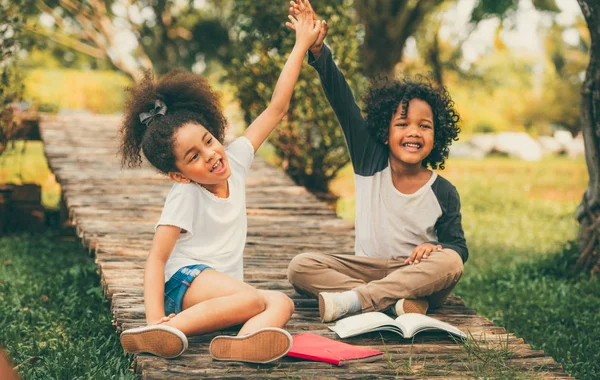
[226,0,363,192]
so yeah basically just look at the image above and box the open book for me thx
[329,312,467,340]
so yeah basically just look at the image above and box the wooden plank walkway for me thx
[40,114,569,379]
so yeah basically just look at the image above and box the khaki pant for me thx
[287,249,464,312]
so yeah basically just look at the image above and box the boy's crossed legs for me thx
[287,249,463,322]
[121,270,295,362]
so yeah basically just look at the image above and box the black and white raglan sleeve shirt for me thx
[309,44,469,263]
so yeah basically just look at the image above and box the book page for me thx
[395,313,466,339]
[329,312,403,339]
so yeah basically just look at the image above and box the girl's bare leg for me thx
[125,271,294,362]
[238,290,294,335]
[163,270,266,336]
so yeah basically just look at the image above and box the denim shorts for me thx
[164,264,212,316]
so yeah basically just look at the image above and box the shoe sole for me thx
[120,325,187,359]
[209,328,293,364]
[318,293,327,322]
[397,299,429,315]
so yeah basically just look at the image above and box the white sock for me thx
[337,290,362,314]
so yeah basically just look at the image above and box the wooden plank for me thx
[39,114,570,378]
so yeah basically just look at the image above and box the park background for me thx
[0,0,598,378]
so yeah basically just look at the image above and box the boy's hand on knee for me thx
[286,0,328,57]
[405,243,442,265]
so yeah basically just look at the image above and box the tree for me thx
[0,0,37,156]
[417,0,562,87]
[575,0,600,272]
[351,0,561,80]
[227,0,363,193]
[520,19,590,135]
[33,0,230,82]
[353,0,444,78]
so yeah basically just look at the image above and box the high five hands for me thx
[286,0,323,50]
[286,0,328,57]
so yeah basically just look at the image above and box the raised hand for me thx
[286,0,328,57]
[241,0,322,152]
[286,0,322,51]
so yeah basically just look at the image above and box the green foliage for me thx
[23,69,131,115]
[133,0,231,75]
[448,50,544,135]
[522,19,590,135]
[0,232,134,379]
[227,0,363,192]
[37,0,231,79]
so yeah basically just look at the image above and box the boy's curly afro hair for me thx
[119,69,227,174]
[362,75,460,170]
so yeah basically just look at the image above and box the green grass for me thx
[0,232,134,379]
[460,245,600,379]
[0,141,61,210]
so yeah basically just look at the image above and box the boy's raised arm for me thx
[243,0,321,153]
[288,1,386,175]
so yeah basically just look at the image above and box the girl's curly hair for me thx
[119,69,227,174]
[362,75,460,170]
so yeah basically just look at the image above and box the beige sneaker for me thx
[395,299,429,315]
[318,292,351,323]
[120,325,187,359]
[209,327,293,364]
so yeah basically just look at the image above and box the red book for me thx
[286,332,384,366]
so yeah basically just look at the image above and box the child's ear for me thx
[168,172,191,184]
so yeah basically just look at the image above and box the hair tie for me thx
[139,99,167,126]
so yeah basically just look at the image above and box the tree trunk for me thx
[427,29,444,87]
[575,0,600,272]
[354,0,443,78]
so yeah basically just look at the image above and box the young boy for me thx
[286,0,468,323]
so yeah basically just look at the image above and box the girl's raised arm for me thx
[243,0,321,152]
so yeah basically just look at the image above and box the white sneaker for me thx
[120,325,187,359]
[318,292,351,322]
[209,327,293,364]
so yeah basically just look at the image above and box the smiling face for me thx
[386,98,435,169]
[168,122,230,191]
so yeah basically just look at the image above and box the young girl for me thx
[118,2,322,363]
[286,1,467,323]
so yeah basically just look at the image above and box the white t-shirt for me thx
[156,136,254,282]
[355,167,442,260]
